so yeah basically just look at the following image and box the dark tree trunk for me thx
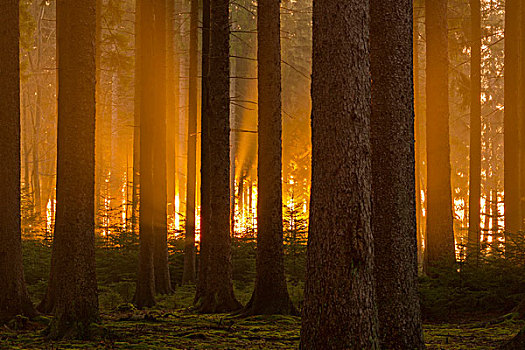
[300,1,379,349]
[197,0,242,313]
[195,0,211,306]
[504,0,521,234]
[467,0,482,263]
[132,0,141,234]
[135,0,157,308]
[0,0,37,322]
[182,0,199,285]
[424,0,456,270]
[370,0,425,348]
[152,0,172,295]
[47,0,99,339]
[242,0,295,316]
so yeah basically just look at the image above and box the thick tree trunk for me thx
[152,0,172,295]
[182,0,199,285]
[197,0,242,313]
[504,0,521,234]
[242,0,296,316]
[0,0,37,322]
[424,0,456,271]
[300,1,379,349]
[195,0,211,306]
[370,0,425,348]
[47,0,99,339]
[468,0,482,263]
[135,0,157,308]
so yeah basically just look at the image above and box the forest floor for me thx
[1,305,523,349]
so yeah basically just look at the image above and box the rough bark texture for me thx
[370,0,425,348]
[0,0,37,323]
[242,0,296,317]
[183,0,199,285]
[152,0,172,295]
[504,0,521,234]
[195,0,211,306]
[47,0,99,339]
[197,0,242,313]
[135,0,156,308]
[424,0,456,270]
[300,1,379,349]
[468,0,482,263]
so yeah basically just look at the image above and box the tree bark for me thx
[132,0,141,235]
[0,0,37,323]
[195,0,211,306]
[370,0,425,348]
[197,0,242,313]
[152,0,172,295]
[300,1,379,348]
[424,0,456,271]
[242,0,296,316]
[135,0,157,308]
[504,0,521,234]
[47,0,99,339]
[183,0,199,285]
[467,0,482,263]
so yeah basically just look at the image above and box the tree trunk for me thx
[182,0,198,285]
[370,0,425,348]
[152,0,172,295]
[47,0,99,339]
[467,0,482,263]
[195,0,211,306]
[135,0,157,308]
[424,0,456,271]
[197,0,242,313]
[300,1,379,349]
[504,0,521,234]
[242,0,296,316]
[132,0,141,235]
[0,0,37,322]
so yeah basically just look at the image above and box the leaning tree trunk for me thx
[195,0,211,306]
[135,0,157,308]
[152,0,172,295]
[504,0,521,235]
[197,0,242,313]
[424,0,456,271]
[47,0,99,339]
[0,0,37,323]
[242,0,296,316]
[370,0,425,348]
[300,1,379,349]
[183,0,199,285]
[467,0,482,263]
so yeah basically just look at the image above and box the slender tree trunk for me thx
[468,0,482,263]
[424,0,456,270]
[153,0,172,295]
[197,0,242,313]
[95,0,104,228]
[300,1,379,348]
[195,0,211,305]
[132,0,141,234]
[370,0,425,348]
[135,0,157,308]
[182,0,198,285]
[504,0,521,234]
[47,0,99,339]
[0,0,37,322]
[242,0,296,316]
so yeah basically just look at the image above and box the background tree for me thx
[47,0,98,338]
[424,0,456,270]
[0,0,36,322]
[198,0,241,313]
[242,0,296,316]
[300,0,379,348]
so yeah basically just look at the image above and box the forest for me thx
[3,0,525,349]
